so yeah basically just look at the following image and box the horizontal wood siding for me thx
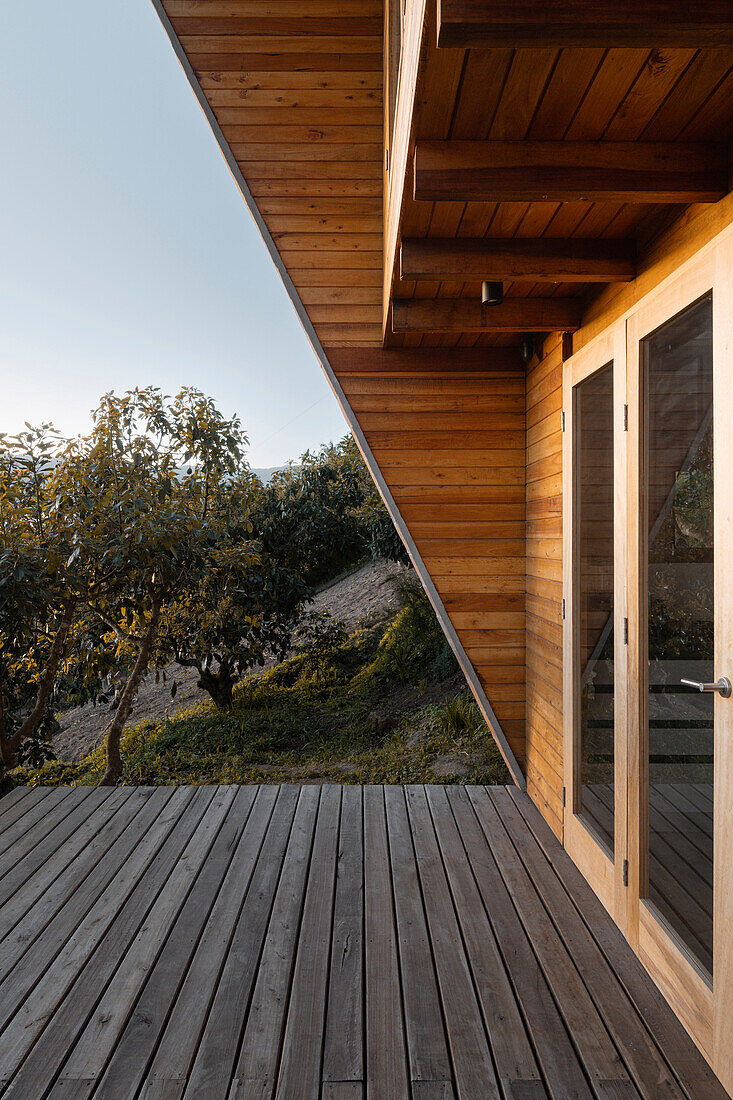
[161,0,383,349]
[526,334,564,837]
[328,347,527,768]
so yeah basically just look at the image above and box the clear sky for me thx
[0,1,350,468]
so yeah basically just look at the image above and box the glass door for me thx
[566,233,733,1086]
[639,292,714,975]
[563,327,628,927]
[626,242,733,1078]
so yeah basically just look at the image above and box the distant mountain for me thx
[13,453,286,486]
[251,467,284,483]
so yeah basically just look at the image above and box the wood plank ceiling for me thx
[386,0,733,347]
[158,1,733,351]
[161,0,384,350]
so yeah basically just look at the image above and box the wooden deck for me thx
[0,784,726,1100]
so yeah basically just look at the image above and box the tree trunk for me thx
[0,695,10,777]
[7,599,78,767]
[0,727,14,780]
[101,599,161,786]
[197,665,235,710]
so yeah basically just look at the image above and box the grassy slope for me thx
[15,578,510,788]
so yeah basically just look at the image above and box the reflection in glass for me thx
[576,362,615,853]
[643,294,713,976]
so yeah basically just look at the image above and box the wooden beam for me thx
[392,297,582,333]
[326,346,524,373]
[383,0,429,342]
[437,1,733,48]
[400,238,636,283]
[413,141,729,204]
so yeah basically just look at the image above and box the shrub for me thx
[356,575,448,686]
[432,691,485,740]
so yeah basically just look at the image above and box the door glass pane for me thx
[576,361,615,853]
[643,294,713,976]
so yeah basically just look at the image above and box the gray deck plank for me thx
[425,785,542,1094]
[0,784,36,822]
[0,784,727,1100]
[182,784,301,1099]
[275,784,342,1100]
[231,785,320,1098]
[85,786,258,1100]
[406,785,501,1100]
[469,787,641,1100]
[490,788,683,1099]
[384,785,454,1097]
[0,785,141,996]
[508,787,729,1100]
[138,785,280,1100]
[1,786,210,1097]
[48,786,237,1095]
[446,786,593,1100]
[0,786,116,929]
[0,788,173,1033]
[0,787,99,906]
[0,786,70,844]
[0,788,86,877]
[322,784,364,1088]
[363,784,408,1100]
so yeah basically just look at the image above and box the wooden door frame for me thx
[626,251,716,1061]
[712,228,733,1091]
[564,221,733,1086]
[562,323,628,930]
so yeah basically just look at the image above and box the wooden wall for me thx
[522,201,733,840]
[327,346,527,770]
[525,334,565,837]
[160,0,384,351]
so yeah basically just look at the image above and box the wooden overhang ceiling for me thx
[384,1,733,347]
[157,0,384,351]
[155,2,733,352]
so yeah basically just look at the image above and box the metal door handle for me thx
[680,676,732,698]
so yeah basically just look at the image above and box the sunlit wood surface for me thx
[0,783,724,1099]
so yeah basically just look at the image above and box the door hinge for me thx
[623,617,628,645]
[561,597,566,620]
[561,410,566,432]
[622,859,629,887]
[623,404,628,431]
[562,786,566,808]
[384,146,390,172]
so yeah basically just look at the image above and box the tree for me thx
[77,387,257,783]
[0,542,69,773]
[268,434,410,581]
[162,472,310,710]
[0,388,258,784]
[0,423,99,776]
[0,408,409,786]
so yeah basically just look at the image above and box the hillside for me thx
[36,560,509,787]
[52,559,410,763]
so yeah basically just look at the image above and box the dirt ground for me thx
[52,559,411,763]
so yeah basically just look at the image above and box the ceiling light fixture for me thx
[481,280,504,306]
